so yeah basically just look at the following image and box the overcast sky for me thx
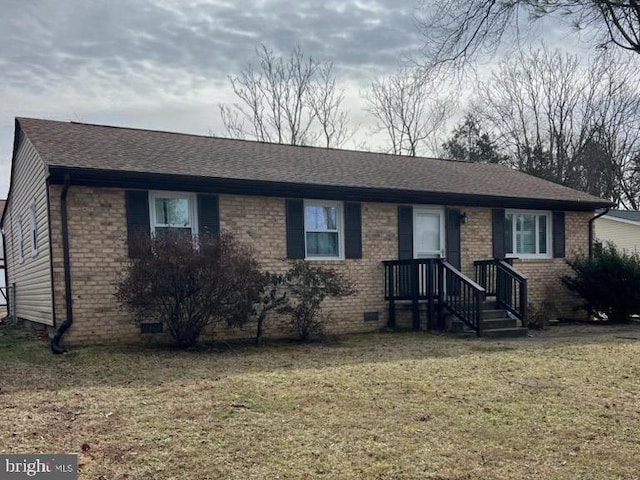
[0,0,587,199]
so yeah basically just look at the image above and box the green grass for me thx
[1,325,640,479]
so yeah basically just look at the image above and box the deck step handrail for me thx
[440,260,486,335]
[496,259,528,282]
[474,258,528,326]
[495,260,528,325]
[441,260,485,291]
[383,258,485,335]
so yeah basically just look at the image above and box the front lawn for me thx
[1,326,639,479]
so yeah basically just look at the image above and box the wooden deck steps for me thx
[448,299,529,338]
[391,298,529,338]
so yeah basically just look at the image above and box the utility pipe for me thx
[51,174,73,354]
[588,208,610,259]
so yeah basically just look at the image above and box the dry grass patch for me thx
[1,326,640,479]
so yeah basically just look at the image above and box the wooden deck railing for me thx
[383,258,485,335]
[475,259,528,325]
[440,260,486,335]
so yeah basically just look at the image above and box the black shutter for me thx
[553,211,565,258]
[285,199,305,259]
[446,208,461,270]
[398,206,413,260]
[197,194,219,236]
[492,208,505,259]
[344,202,362,259]
[125,190,150,258]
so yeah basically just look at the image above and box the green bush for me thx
[116,231,265,348]
[561,243,640,323]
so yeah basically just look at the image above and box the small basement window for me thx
[304,200,343,259]
[140,322,163,334]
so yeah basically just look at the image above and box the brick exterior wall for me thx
[458,206,493,277]
[509,211,591,318]
[458,208,591,318]
[49,185,140,344]
[217,195,398,337]
[48,185,592,345]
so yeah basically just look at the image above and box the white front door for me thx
[413,207,445,296]
[413,207,445,259]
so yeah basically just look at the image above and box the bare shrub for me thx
[278,262,356,341]
[116,231,264,348]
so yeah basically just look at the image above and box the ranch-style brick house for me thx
[2,118,613,348]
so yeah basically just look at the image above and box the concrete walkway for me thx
[504,321,640,343]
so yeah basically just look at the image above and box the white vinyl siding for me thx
[3,134,53,325]
[594,217,640,254]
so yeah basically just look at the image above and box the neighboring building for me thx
[2,118,613,346]
[594,210,640,254]
[0,199,5,270]
[0,199,6,307]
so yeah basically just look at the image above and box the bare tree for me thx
[308,63,355,148]
[364,68,450,156]
[472,46,640,203]
[416,1,640,73]
[219,44,354,147]
[621,154,640,209]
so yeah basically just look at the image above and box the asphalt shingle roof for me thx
[17,117,612,207]
[605,209,640,222]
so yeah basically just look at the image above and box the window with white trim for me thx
[304,200,343,259]
[17,219,24,263]
[505,211,551,258]
[29,204,38,257]
[149,192,198,237]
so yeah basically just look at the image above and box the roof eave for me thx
[1,119,23,229]
[601,214,640,226]
[47,165,614,212]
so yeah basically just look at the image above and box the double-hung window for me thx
[29,204,38,257]
[505,211,551,258]
[304,200,343,259]
[17,219,24,263]
[149,192,197,237]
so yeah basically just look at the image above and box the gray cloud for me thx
[0,0,420,91]
[0,0,593,200]
[0,0,425,198]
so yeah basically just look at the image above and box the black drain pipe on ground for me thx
[588,207,610,259]
[51,174,73,354]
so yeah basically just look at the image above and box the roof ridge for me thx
[17,116,474,165]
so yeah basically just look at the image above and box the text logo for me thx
[0,455,77,479]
